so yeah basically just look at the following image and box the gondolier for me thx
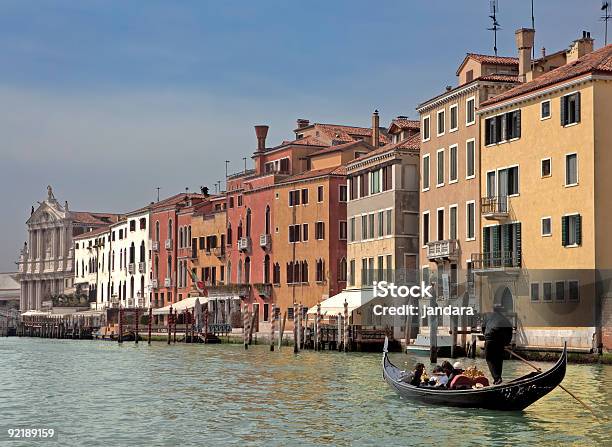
[481,308,513,385]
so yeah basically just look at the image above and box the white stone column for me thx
[36,229,42,260]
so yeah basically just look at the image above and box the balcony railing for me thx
[165,239,173,250]
[259,234,271,250]
[128,263,135,274]
[138,262,146,273]
[238,237,251,253]
[254,283,272,298]
[206,284,251,298]
[426,239,459,261]
[212,247,225,258]
[152,240,159,251]
[471,251,521,272]
[151,279,158,289]
[481,196,509,219]
[164,277,173,287]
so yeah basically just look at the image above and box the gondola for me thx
[382,337,567,411]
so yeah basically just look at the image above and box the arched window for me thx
[265,205,270,235]
[112,250,115,270]
[264,255,270,283]
[130,242,135,264]
[244,257,251,283]
[227,224,232,245]
[188,226,192,246]
[167,255,172,280]
[168,219,173,240]
[316,259,325,282]
[273,263,280,284]
[339,257,347,281]
[130,276,135,300]
[154,256,159,280]
[155,221,160,241]
[302,260,309,283]
[238,221,243,239]
[227,261,232,284]
[140,241,145,262]
[179,227,184,248]
[286,262,293,284]
[237,260,243,284]
[246,209,252,237]
[293,261,301,283]
[140,276,145,301]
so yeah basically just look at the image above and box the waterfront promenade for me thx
[1,338,610,446]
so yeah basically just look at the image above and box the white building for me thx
[17,186,119,311]
[73,226,111,308]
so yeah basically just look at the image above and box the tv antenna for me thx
[603,1,611,45]
[488,0,501,57]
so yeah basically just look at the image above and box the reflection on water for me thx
[0,338,610,446]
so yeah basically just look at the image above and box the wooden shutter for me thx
[561,96,567,126]
[561,216,568,246]
[575,92,581,123]
[515,223,522,267]
[491,118,497,144]
[516,110,521,138]
[500,114,507,141]
[492,226,500,254]
[575,215,582,245]
[502,223,511,252]
[483,226,491,255]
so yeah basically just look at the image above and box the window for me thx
[338,258,347,282]
[569,280,580,301]
[339,221,347,240]
[237,195,243,206]
[378,211,384,237]
[315,221,325,240]
[289,224,301,243]
[562,214,582,246]
[422,116,430,141]
[371,170,381,194]
[301,188,309,205]
[361,215,368,239]
[565,153,578,186]
[289,190,300,206]
[359,174,369,198]
[543,282,553,302]
[349,177,358,200]
[466,139,475,179]
[437,149,444,186]
[349,259,355,286]
[302,223,309,242]
[316,259,325,282]
[466,201,475,240]
[466,70,474,83]
[466,97,475,125]
[229,196,234,208]
[555,281,565,302]
[422,211,430,246]
[541,158,552,177]
[368,214,374,239]
[339,185,347,202]
[449,104,458,131]
[382,165,392,191]
[449,145,458,183]
[541,100,551,120]
[377,255,384,282]
[449,205,457,240]
[437,109,445,136]
[485,110,521,144]
[130,220,136,231]
[561,92,580,126]
[498,166,519,196]
[437,209,444,241]
[386,209,392,235]
[530,283,540,301]
[349,217,355,242]
[541,217,552,236]
[422,154,430,190]
[199,237,205,250]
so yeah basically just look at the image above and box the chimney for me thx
[566,31,594,64]
[515,28,535,82]
[541,47,546,58]
[371,110,380,147]
[254,125,269,152]
[296,119,310,129]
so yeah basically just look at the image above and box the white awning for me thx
[307,288,375,315]
[206,295,240,301]
[152,296,210,315]
[21,310,52,317]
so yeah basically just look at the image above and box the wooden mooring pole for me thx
[243,310,249,350]
[270,304,275,351]
[293,303,298,354]
[297,304,302,352]
[167,306,173,345]
[148,307,152,345]
[278,311,287,350]
[118,307,124,344]
[343,299,349,352]
[135,308,139,344]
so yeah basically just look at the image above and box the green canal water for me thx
[0,338,610,447]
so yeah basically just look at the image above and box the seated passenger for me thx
[428,366,449,387]
[441,361,458,384]
[400,363,426,386]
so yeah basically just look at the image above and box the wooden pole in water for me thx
[203,308,209,344]
[297,304,302,351]
[173,309,177,343]
[343,299,349,352]
[293,302,298,354]
[303,313,309,349]
[167,306,172,345]
[248,311,256,345]
[243,310,249,350]
[118,307,123,344]
[148,306,152,345]
[278,311,287,350]
[135,307,139,344]
[270,304,275,351]
[429,281,438,364]
[450,314,458,358]
[184,310,188,343]
[337,313,342,351]
[315,303,321,351]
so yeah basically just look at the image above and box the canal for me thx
[0,338,610,446]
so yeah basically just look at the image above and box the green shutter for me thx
[575,215,582,245]
[483,227,491,267]
[575,92,581,123]
[561,96,567,126]
[562,216,568,246]
[515,222,522,267]
[492,226,500,266]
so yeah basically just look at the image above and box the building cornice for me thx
[416,82,481,113]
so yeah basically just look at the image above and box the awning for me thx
[206,295,240,301]
[307,288,375,315]
[21,310,53,317]
[152,296,210,315]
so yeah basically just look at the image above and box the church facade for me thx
[16,186,119,311]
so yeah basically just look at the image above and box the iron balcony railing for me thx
[471,251,521,270]
[259,234,271,249]
[138,262,146,273]
[481,196,509,218]
[152,240,159,251]
[165,239,173,250]
[238,237,251,253]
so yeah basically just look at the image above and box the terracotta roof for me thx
[73,225,112,240]
[350,133,420,165]
[466,53,518,65]
[275,134,327,148]
[150,193,206,210]
[478,74,520,83]
[308,140,374,157]
[278,166,346,184]
[481,44,612,107]
[313,123,390,145]
[388,118,419,133]
[71,212,121,226]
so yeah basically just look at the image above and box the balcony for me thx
[207,284,251,298]
[138,262,146,273]
[238,237,251,253]
[165,239,173,250]
[259,234,271,250]
[471,251,521,275]
[127,298,134,308]
[164,277,173,287]
[128,263,135,274]
[481,196,509,220]
[254,283,272,298]
[151,279,159,289]
[152,240,159,251]
[426,239,459,262]
[212,247,225,258]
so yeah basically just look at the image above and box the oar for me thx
[505,348,603,421]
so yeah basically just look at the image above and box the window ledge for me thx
[449,179,458,185]
[542,234,552,238]
[466,121,475,127]
[563,122,580,128]
[540,115,551,121]
[564,244,580,248]
[449,127,458,133]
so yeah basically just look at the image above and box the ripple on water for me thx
[0,338,610,447]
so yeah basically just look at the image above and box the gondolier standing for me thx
[481,307,513,385]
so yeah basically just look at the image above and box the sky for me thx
[0,0,607,271]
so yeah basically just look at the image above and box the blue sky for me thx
[0,0,607,270]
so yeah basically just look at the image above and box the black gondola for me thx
[382,338,567,411]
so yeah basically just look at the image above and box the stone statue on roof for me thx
[47,185,55,201]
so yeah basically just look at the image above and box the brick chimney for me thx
[254,125,269,174]
[371,110,380,147]
[296,119,310,129]
[515,28,535,83]
[566,31,594,64]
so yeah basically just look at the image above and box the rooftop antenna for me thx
[156,187,160,202]
[603,1,611,45]
[488,0,501,57]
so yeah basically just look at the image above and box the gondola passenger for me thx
[400,363,426,386]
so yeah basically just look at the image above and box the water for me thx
[0,338,610,447]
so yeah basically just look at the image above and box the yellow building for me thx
[477,34,612,351]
